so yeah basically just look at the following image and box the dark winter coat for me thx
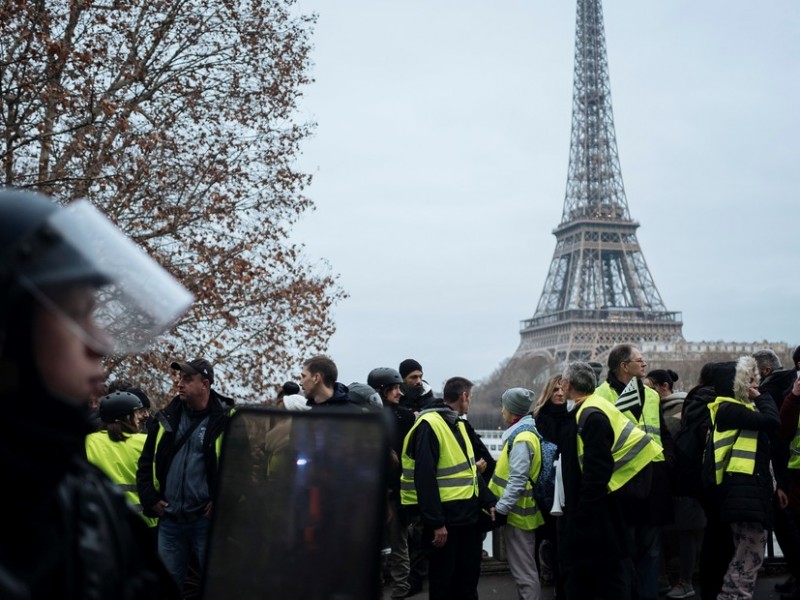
[386,403,416,499]
[761,369,798,410]
[137,390,233,519]
[558,407,631,566]
[1,390,177,599]
[779,388,800,512]
[713,394,779,527]
[535,401,571,448]
[306,382,350,409]
[761,369,797,492]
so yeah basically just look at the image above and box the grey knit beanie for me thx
[501,387,535,416]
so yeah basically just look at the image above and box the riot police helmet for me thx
[0,188,193,354]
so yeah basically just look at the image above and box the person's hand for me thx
[747,384,761,400]
[432,526,448,548]
[152,500,169,517]
[777,489,790,510]
[203,501,213,517]
[792,376,800,398]
[476,458,487,474]
[494,510,508,527]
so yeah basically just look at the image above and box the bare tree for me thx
[1,0,345,402]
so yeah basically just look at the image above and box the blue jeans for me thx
[158,517,211,592]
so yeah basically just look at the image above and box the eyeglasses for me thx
[625,358,646,364]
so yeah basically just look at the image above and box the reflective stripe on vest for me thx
[576,395,663,492]
[707,396,758,484]
[789,416,800,470]
[595,381,664,462]
[488,428,544,530]
[85,431,158,528]
[400,410,479,506]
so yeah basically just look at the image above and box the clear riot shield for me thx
[202,407,389,600]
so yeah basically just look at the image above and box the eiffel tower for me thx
[515,0,684,371]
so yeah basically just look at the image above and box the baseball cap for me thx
[171,358,214,384]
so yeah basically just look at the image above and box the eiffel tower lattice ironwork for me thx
[515,0,684,368]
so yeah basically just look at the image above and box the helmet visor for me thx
[20,199,193,354]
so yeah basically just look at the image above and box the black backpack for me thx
[672,387,713,498]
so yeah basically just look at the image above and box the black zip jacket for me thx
[136,390,233,518]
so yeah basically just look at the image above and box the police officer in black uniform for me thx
[0,189,192,599]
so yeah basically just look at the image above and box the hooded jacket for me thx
[305,382,350,409]
[710,358,779,526]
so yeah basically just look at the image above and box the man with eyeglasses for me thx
[595,344,672,600]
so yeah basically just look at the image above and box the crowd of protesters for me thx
[3,188,800,600]
[265,346,800,600]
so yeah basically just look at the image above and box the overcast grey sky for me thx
[291,1,799,392]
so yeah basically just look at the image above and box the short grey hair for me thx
[753,349,782,373]
[563,362,598,395]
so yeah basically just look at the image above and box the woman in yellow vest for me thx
[489,387,544,600]
[706,357,779,600]
[86,391,158,538]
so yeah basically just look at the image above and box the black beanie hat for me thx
[399,358,423,379]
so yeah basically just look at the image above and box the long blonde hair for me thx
[533,374,563,417]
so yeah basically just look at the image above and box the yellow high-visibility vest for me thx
[707,396,758,485]
[596,380,664,462]
[400,410,479,506]
[488,427,544,530]
[85,431,158,528]
[576,395,663,492]
[789,414,800,471]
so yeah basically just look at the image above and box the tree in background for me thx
[1,0,344,403]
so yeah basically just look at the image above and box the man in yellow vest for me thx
[594,343,671,600]
[489,387,544,600]
[559,361,662,600]
[400,376,496,600]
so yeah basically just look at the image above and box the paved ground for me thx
[395,563,790,599]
